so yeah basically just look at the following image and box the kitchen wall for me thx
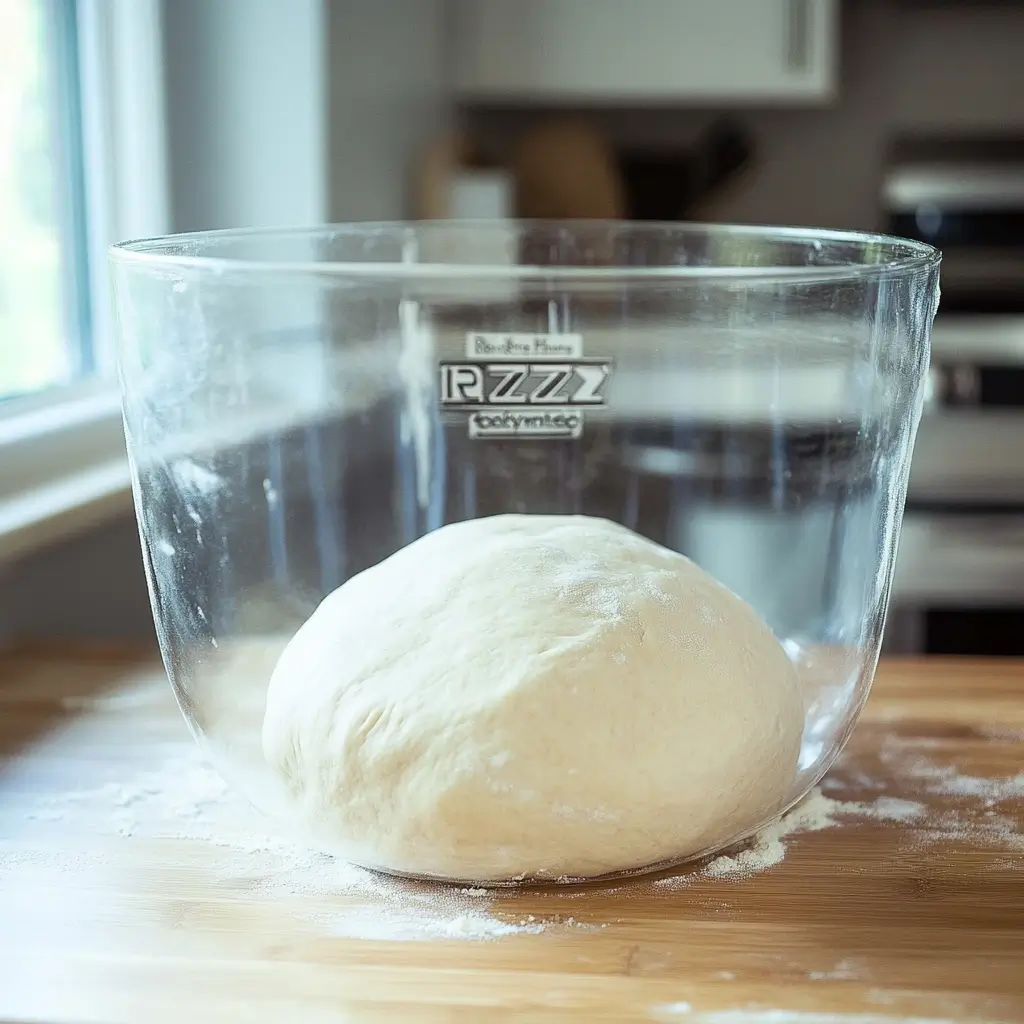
[327,0,451,221]
[164,0,329,230]
[467,0,1024,231]
[163,0,451,230]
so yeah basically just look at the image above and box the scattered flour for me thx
[656,1003,693,1016]
[870,738,1024,851]
[976,725,1024,742]
[652,1010,958,1024]
[261,477,279,508]
[892,757,1024,802]
[25,754,231,837]
[652,744,1023,888]
[654,789,844,885]
[171,459,224,496]
[861,797,928,822]
[807,956,864,981]
[14,746,603,942]
[58,688,167,712]
[14,707,1024,942]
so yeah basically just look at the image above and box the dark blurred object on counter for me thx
[618,119,756,221]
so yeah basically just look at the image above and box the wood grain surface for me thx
[0,645,1022,1024]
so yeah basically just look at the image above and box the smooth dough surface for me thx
[262,514,805,881]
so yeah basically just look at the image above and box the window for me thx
[0,0,168,564]
[0,0,91,401]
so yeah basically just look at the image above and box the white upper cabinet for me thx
[453,0,837,104]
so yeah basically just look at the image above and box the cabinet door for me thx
[453,0,836,103]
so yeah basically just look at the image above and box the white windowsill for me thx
[0,382,133,565]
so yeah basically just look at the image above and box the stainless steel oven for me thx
[884,138,1024,654]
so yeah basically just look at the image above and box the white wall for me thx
[163,0,452,230]
[164,0,329,231]
[327,0,451,220]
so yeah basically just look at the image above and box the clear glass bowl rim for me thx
[109,219,941,285]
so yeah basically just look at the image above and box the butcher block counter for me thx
[0,645,1022,1024]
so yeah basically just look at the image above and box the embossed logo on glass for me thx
[440,333,611,439]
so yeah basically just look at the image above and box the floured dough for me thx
[262,514,804,881]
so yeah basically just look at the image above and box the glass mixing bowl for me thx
[110,221,940,884]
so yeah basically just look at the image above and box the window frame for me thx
[0,0,170,564]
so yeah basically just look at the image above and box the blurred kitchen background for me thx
[2,0,1024,655]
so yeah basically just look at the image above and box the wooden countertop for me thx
[1,646,1022,1023]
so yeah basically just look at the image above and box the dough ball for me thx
[262,514,804,882]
